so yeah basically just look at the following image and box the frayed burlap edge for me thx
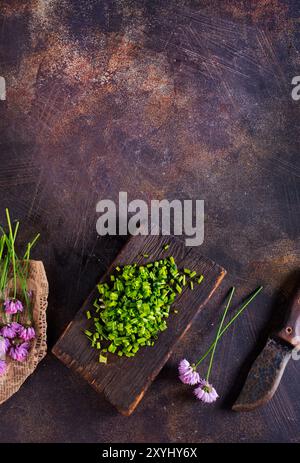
[0,260,48,405]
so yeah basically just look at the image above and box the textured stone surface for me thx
[0,0,300,442]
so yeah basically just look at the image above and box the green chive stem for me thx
[206,287,235,382]
[195,286,263,367]
[5,209,17,299]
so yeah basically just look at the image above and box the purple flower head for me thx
[4,299,23,315]
[3,337,10,354]
[0,336,10,355]
[194,380,219,403]
[178,359,201,385]
[1,323,19,339]
[11,322,23,335]
[19,326,36,342]
[0,360,7,376]
[9,342,30,362]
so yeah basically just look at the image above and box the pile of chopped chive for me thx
[85,256,204,363]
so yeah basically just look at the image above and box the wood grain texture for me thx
[52,234,226,415]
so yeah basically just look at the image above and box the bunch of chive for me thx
[0,209,40,374]
[85,256,204,363]
[0,209,40,317]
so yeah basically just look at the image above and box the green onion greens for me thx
[85,256,204,363]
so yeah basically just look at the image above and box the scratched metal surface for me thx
[0,0,300,443]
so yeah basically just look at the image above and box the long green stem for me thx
[0,236,5,263]
[0,236,6,298]
[13,221,19,241]
[195,286,263,367]
[23,233,40,260]
[5,209,17,299]
[16,261,31,320]
[0,255,9,324]
[23,233,40,281]
[0,255,9,296]
[206,287,235,382]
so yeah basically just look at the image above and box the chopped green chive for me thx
[86,256,205,361]
[176,284,182,294]
[99,354,107,364]
[163,244,169,251]
[198,275,204,284]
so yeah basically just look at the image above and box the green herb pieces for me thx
[163,244,170,251]
[176,284,182,294]
[99,354,107,364]
[86,256,204,361]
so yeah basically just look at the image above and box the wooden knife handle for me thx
[275,287,300,348]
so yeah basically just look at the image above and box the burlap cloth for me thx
[0,260,48,404]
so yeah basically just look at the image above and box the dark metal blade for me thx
[232,337,292,412]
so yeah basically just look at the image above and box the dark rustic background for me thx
[0,0,300,443]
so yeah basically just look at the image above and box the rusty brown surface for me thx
[0,0,300,443]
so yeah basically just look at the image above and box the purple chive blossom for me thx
[0,322,22,339]
[178,359,201,385]
[1,324,19,339]
[19,326,36,342]
[4,338,10,353]
[2,337,10,354]
[0,360,7,376]
[194,380,219,403]
[0,336,7,355]
[9,342,30,362]
[11,322,23,335]
[4,299,23,315]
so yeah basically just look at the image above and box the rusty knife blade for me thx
[232,337,292,412]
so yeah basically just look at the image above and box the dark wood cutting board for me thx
[52,234,226,415]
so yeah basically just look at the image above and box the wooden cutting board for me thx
[52,234,226,415]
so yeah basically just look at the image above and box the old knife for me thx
[233,286,300,411]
